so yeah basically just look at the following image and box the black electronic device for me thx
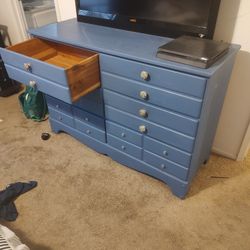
[75,0,221,39]
[157,36,230,68]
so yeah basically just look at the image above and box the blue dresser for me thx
[0,19,240,198]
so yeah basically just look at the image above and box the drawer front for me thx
[103,89,199,137]
[102,72,202,118]
[100,54,206,98]
[144,151,189,181]
[46,95,72,116]
[75,119,106,142]
[105,105,195,153]
[48,107,74,128]
[0,38,101,103]
[107,134,142,159]
[73,89,105,117]
[106,120,143,147]
[5,64,72,104]
[73,107,105,130]
[144,136,192,168]
[0,47,68,86]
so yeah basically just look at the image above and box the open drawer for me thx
[0,38,100,103]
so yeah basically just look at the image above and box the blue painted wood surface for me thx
[29,19,240,78]
[103,89,199,137]
[73,106,105,130]
[48,107,75,128]
[75,118,106,143]
[107,134,142,159]
[143,150,189,181]
[5,64,72,103]
[46,95,72,116]
[72,89,105,117]
[105,105,195,153]
[101,54,207,98]
[144,136,192,168]
[106,121,143,147]
[0,47,68,86]
[102,72,203,118]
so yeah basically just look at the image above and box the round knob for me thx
[121,145,126,151]
[163,150,168,156]
[139,125,147,133]
[140,71,150,81]
[160,164,166,169]
[121,133,126,138]
[29,80,36,88]
[24,63,32,72]
[139,91,148,100]
[55,104,60,109]
[85,117,89,122]
[139,109,148,118]
[58,116,62,121]
[86,130,91,134]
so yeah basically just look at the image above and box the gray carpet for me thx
[1,94,250,250]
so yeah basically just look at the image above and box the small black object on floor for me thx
[41,132,51,141]
[0,181,38,221]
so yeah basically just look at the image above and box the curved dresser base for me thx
[50,119,189,198]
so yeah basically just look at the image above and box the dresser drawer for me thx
[5,65,73,103]
[103,89,199,137]
[46,95,72,116]
[0,38,100,103]
[101,54,206,98]
[105,105,195,153]
[73,89,105,117]
[102,72,202,118]
[73,107,105,130]
[48,107,74,128]
[144,137,192,167]
[106,121,143,147]
[75,119,106,142]
[144,151,189,181]
[107,134,142,159]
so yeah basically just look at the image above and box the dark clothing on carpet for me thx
[0,181,37,221]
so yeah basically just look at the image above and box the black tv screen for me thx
[76,0,221,38]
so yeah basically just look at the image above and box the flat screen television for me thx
[75,0,221,39]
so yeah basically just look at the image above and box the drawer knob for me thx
[56,104,60,109]
[139,91,148,100]
[86,130,91,134]
[121,133,126,138]
[24,63,32,72]
[85,117,89,122]
[139,125,147,133]
[160,164,166,170]
[140,71,150,81]
[29,80,36,88]
[139,109,148,118]
[121,145,126,151]
[58,116,62,121]
[163,150,168,156]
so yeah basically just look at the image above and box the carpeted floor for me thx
[0,94,250,250]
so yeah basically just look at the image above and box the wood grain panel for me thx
[6,38,101,102]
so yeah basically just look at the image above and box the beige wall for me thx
[0,0,27,44]
[213,0,250,159]
[55,0,76,21]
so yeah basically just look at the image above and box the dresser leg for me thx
[203,159,208,165]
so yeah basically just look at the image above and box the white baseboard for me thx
[212,147,237,160]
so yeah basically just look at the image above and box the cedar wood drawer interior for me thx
[7,38,100,102]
